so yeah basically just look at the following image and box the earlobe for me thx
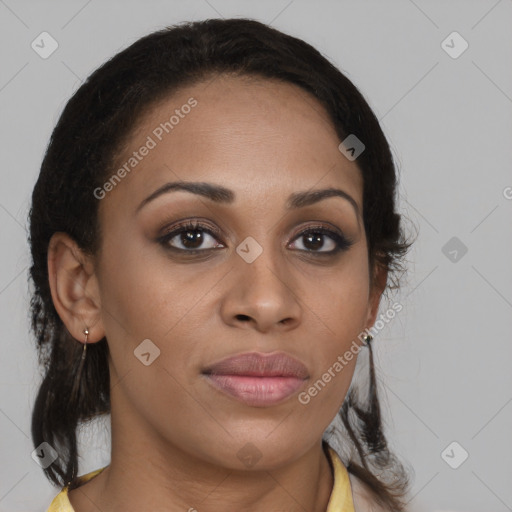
[365,262,388,328]
[47,232,105,343]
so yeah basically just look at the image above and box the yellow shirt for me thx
[46,444,355,511]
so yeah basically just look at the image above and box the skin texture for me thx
[48,74,387,512]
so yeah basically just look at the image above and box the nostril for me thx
[235,314,251,322]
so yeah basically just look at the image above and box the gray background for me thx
[1,1,511,511]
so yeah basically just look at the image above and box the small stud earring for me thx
[363,333,373,346]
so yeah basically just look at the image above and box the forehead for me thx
[99,74,364,220]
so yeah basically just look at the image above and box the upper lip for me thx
[202,351,309,378]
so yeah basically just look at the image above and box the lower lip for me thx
[204,374,306,407]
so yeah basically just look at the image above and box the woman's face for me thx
[92,74,384,469]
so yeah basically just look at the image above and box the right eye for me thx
[157,220,225,253]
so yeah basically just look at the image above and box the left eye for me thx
[290,229,337,252]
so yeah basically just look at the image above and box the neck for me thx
[68,394,335,512]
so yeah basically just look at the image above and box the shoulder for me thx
[349,473,389,512]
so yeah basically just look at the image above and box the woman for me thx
[29,18,412,511]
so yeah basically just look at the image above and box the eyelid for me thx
[289,221,347,242]
[158,218,223,238]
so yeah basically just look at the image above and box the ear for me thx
[47,232,105,343]
[364,261,388,329]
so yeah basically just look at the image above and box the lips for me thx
[202,352,309,407]
[202,351,309,379]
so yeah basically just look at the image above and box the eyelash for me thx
[157,219,354,256]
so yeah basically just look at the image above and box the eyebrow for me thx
[136,181,360,217]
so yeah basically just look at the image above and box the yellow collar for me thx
[325,443,356,511]
[47,444,354,512]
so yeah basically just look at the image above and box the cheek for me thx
[305,246,370,392]
[96,241,204,423]
[96,235,225,378]
[97,229,186,331]
[99,228,371,372]
[310,243,371,336]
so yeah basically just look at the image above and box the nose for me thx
[220,245,302,334]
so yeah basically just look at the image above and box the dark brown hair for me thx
[29,18,412,510]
